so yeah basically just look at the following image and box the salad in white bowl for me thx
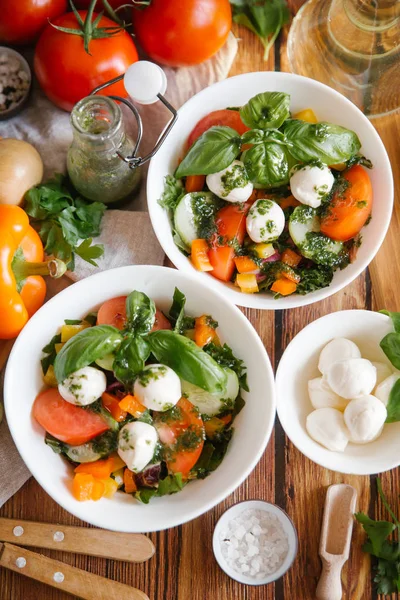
[147,72,393,309]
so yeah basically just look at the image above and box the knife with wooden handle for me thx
[0,518,154,562]
[0,542,149,600]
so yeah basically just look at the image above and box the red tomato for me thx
[187,110,249,149]
[97,296,171,331]
[320,165,373,242]
[208,203,250,282]
[34,11,138,112]
[0,0,67,45]
[155,397,204,478]
[132,0,232,67]
[33,388,109,446]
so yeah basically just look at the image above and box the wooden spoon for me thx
[315,484,357,600]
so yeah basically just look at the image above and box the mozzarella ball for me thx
[290,164,334,208]
[134,364,181,412]
[375,373,400,406]
[58,366,107,406]
[246,198,285,243]
[318,338,361,375]
[325,358,376,400]
[372,362,393,391]
[306,408,349,452]
[308,377,348,411]
[118,422,158,473]
[206,160,253,203]
[344,395,387,444]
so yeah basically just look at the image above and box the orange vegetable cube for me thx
[110,453,126,472]
[72,473,105,502]
[236,273,259,294]
[191,239,213,272]
[118,395,147,418]
[234,256,258,274]
[75,457,116,480]
[194,315,219,348]
[101,477,119,499]
[102,392,127,422]
[185,174,205,192]
[123,468,137,494]
[204,417,226,439]
[281,248,302,268]
[279,196,300,210]
[293,108,318,123]
[271,278,297,296]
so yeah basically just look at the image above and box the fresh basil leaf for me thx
[158,175,185,210]
[380,333,400,370]
[355,512,396,557]
[169,287,195,333]
[41,333,62,375]
[385,379,400,423]
[241,128,286,145]
[54,325,122,383]
[148,330,228,393]
[135,473,185,504]
[203,342,249,392]
[113,335,151,386]
[125,291,156,335]
[283,119,361,164]
[175,126,242,178]
[242,141,289,187]
[240,92,290,130]
[75,238,104,266]
[380,311,400,334]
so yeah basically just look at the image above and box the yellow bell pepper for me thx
[293,108,318,123]
[236,273,259,294]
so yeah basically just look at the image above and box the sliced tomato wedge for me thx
[33,388,109,446]
[187,109,249,149]
[320,165,373,242]
[155,397,204,478]
[208,202,251,282]
[97,296,171,332]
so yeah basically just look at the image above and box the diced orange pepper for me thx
[293,108,318,123]
[282,270,301,284]
[72,473,105,502]
[100,477,119,499]
[191,239,213,272]
[75,457,116,479]
[271,278,297,296]
[194,315,220,348]
[279,196,300,210]
[204,416,226,439]
[236,273,259,294]
[185,174,205,192]
[102,392,127,423]
[219,414,232,426]
[234,255,258,274]
[118,395,147,418]
[281,248,302,268]
[123,468,137,494]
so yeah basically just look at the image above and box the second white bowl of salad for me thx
[4,266,275,532]
[147,72,393,309]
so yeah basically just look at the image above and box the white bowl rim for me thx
[275,309,399,475]
[4,265,276,531]
[147,71,394,310]
[212,499,298,585]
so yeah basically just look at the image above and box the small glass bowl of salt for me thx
[213,500,298,585]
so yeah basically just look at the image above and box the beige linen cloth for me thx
[0,34,238,506]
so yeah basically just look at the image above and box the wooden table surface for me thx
[1,2,399,599]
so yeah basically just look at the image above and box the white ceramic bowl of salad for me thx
[4,265,275,532]
[276,310,400,475]
[147,72,393,309]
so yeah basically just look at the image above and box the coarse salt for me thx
[220,508,289,579]
[0,53,30,113]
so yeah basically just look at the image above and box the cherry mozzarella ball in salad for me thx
[34,288,248,504]
[160,92,373,298]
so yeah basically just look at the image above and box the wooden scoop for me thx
[315,484,357,600]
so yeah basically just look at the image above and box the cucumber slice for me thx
[181,368,239,416]
[174,192,216,250]
[64,442,102,463]
[95,353,115,371]
[289,205,344,268]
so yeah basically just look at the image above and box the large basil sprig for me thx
[242,141,289,188]
[126,290,156,335]
[113,335,151,386]
[54,325,122,383]
[240,92,290,130]
[283,119,361,164]
[175,126,242,178]
[147,330,227,393]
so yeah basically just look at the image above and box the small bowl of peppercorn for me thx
[0,47,31,121]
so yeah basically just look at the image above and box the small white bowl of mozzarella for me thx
[276,310,400,475]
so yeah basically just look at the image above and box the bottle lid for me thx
[124,61,167,105]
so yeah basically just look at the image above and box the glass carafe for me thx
[287,0,400,118]
[67,95,141,205]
